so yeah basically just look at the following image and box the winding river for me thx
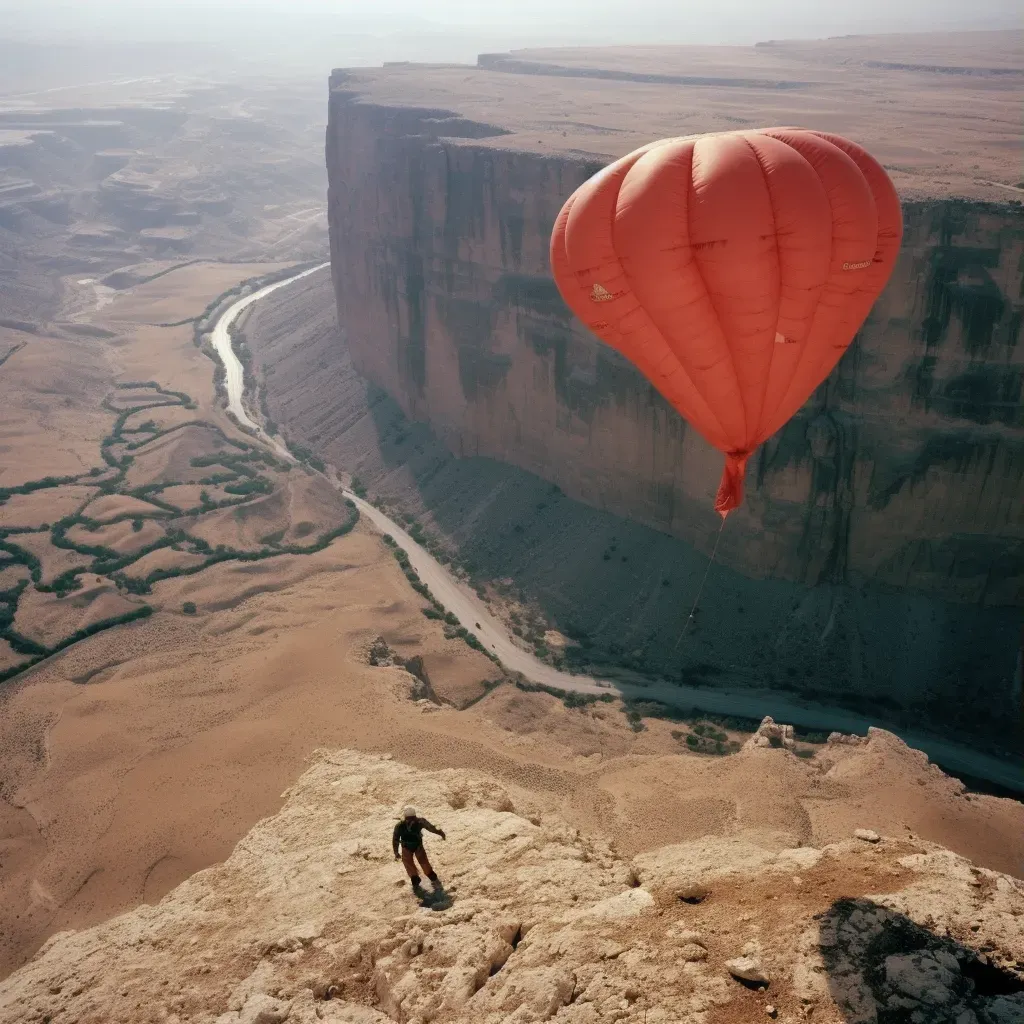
[212,264,1024,796]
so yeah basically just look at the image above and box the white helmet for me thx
[402,805,417,819]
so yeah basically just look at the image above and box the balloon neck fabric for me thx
[713,451,751,518]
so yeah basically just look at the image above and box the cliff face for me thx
[326,80,1024,608]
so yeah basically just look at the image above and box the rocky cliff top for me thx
[4,746,1022,1024]
[330,31,1023,202]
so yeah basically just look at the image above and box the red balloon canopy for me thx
[549,128,902,515]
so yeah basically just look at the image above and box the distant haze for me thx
[0,0,1020,59]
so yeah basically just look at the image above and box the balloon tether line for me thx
[674,513,727,651]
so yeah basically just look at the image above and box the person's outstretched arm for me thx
[421,819,446,839]
[392,822,402,859]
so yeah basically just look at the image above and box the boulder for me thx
[726,956,770,985]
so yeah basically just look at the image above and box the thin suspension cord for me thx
[674,514,727,651]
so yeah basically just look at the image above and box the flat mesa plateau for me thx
[333,31,1024,200]
[0,32,1021,1020]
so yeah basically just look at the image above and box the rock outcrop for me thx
[2,749,1021,1023]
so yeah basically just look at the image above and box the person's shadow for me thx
[820,897,1024,1023]
[415,883,454,912]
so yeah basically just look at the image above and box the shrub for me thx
[182,601,197,615]
[115,574,153,595]
[515,679,567,700]
[562,691,597,709]
[132,519,143,532]
[50,570,85,597]
[223,477,272,497]
[48,604,153,655]
[5,630,47,656]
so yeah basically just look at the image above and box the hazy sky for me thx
[0,0,1018,50]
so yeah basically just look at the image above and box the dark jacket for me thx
[393,816,444,855]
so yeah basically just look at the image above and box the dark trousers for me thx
[401,845,435,881]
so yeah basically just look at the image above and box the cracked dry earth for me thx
[0,750,1021,1024]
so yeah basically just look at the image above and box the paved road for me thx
[214,266,1024,797]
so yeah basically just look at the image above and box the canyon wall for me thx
[326,76,1023,607]
[298,71,1024,746]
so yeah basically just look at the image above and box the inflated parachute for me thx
[550,128,902,515]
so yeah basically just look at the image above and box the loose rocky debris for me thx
[815,888,1024,1023]
[828,730,869,747]
[744,716,796,751]
[726,955,770,985]
[364,637,441,705]
[366,636,397,667]
[1,750,1021,1024]
[855,829,882,844]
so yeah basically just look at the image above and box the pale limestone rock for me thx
[855,828,882,843]
[884,950,960,1005]
[828,731,868,746]
[238,993,291,1024]
[775,847,822,871]
[985,996,1024,1023]
[666,926,705,946]
[743,716,797,752]
[677,943,708,963]
[1,749,1021,1024]
[572,887,654,922]
[792,960,829,1004]
[725,956,769,984]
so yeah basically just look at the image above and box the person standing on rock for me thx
[393,806,445,892]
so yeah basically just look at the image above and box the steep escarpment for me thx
[247,271,1020,753]
[2,747,1022,1023]
[325,79,1023,604]
[316,49,1021,742]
